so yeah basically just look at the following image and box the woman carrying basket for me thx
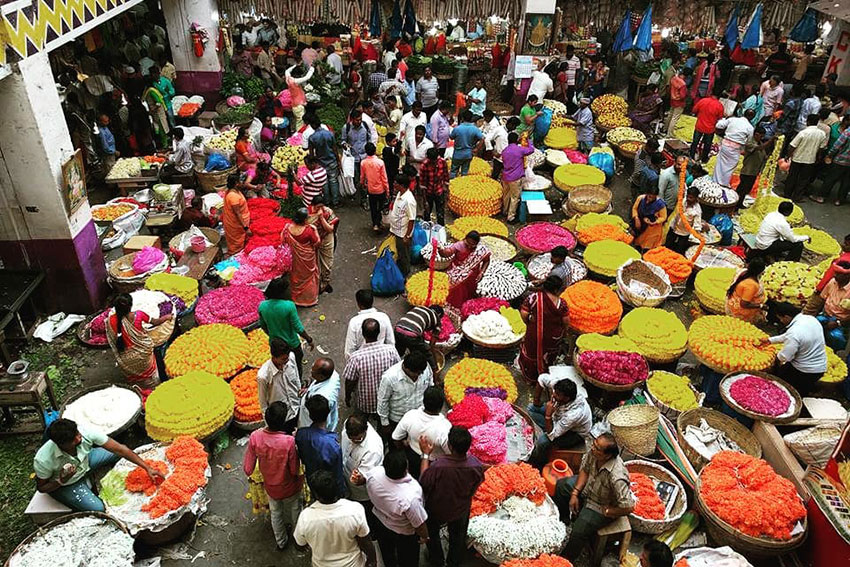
[105,293,173,389]
[439,231,491,308]
[519,275,570,385]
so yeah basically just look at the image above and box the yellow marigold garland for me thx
[448,217,509,239]
[583,240,641,277]
[761,261,821,308]
[792,226,841,257]
[145,370,234,441]
[165,323,250,379]
[688,315,775,373]
[694,267,736,314]
[444,358,517,406]
[647,371,699,411]
[448,175,502,217]
[575,333,638,353]
[822,346,848,384]
[553,164,606,192]
[246,328,271,367]
[145,273,199,305]
[544,127,578,150]
[619,307,688,362]
[406,271,450,306]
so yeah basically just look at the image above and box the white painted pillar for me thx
[161,0,223,99]
[0,53,107,312]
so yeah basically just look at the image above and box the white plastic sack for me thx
[33,312,86,342]
[176,225,213,252]
[202,192,224,215]
[675,546,753,567]
[102,226,129,251]
[112,209,145,240]
[783,424,844,468]
[341,175,357,197]
[341,151,355,177]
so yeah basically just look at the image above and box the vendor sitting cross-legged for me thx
[553,433,635,560]
[804,260,850,352]
[33,418,165,512]
[527,377,592,468]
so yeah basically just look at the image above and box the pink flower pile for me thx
[424,314,457,342]
[461,297,510,320]
[230,245,293,285]
[287,133,304,147]
[564,150,588,164]
[579,350,648,385]
[195,284,265,328]
[516,223,577,253]
[226,95,246,107]
[132,246,165,274]
[87,310,110,345]
[482,397,515,423]
[470,421,508,464]
[729,375,792,417]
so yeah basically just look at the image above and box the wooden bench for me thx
[592,515,632,567]
[24,491,72,525]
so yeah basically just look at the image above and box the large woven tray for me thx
[719,371,802,425]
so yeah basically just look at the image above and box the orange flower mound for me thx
[643,247,693,283]
[502,555,573,567]
[630,472,665,520]
[470,463,547,517]
[125,459,168,495]
[577,223,634,245]
[230,369,262,422]
[141,437,209,519]
[699,451,806,540]
[561,280,623,334]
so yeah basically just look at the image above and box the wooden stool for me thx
[550,448,585,473]
[0,371,58,436]
[591,516,631,567]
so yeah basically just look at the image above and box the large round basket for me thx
[432,306,463,355]
[479,234,519,263]
[197,165,237,193]
[608,404,659,456]
[616,259,672,308]
[645,372,704,421]
[108,253,168,293]
[61,384,144,437]
[719,371,802,425]
[487,102,514,116]
[676,408,762,471]
[575,353,649,393]
[149,317,176,347]
[685,245,746,271]
[5,512,131,567]
[695,476,807,557]
[625,460,688,534]
[420,242,452,270]
[233,418,264,431]
[169,226,221,258]
[462,320,525,350]
[91,203,140,227]
[76,311,111,349]
[567,184,613,215]
[613,142,643,161]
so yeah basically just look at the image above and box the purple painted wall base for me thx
[0,220,108,313]
[176,70,223,107]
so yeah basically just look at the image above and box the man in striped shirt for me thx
[298,155,328,207]
[394,305,443,371]
[343,319,401,423]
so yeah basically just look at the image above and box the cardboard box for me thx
[123,235,162,255]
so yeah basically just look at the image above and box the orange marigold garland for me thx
[643,247,693,284]
[141,436,209,519]
[231,369,263,422]
[577,223,634,245]
[245,328,271,367]
[561,280,623,334]
[699,451,806,540]
[125,459,168,495]
[630,472,665,520]
[470,463,547,517]
[501,555,573,567]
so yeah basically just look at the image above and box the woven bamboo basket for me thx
[719,371,802,425]
[462,318,525,350]
[567,184,613,215]
[616,259,672,308]
[676,407,762,471]
[107,253,168,293]
[76,311,111,349]
[608,404,659,456]
[695,476,808,557]
[487,102,514,116]
[420,242,452,270]
[575,351,649,393]
[645,372,704,421]
[233,418,264,431]
[625,460,688,534]
[169,226,221,258]
[197,165,237,193]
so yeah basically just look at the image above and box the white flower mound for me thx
[9,517,135,567]
[467,496,566,561]
[477,261,527,300]
[63,386,142,435]
[463,311,519,345]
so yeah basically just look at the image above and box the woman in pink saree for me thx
[439,231,491,308]
[283,208,320,307]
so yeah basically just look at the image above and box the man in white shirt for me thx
[527,60,554,103]
[416,67,440,118]
[796,90,822,133]
[341,415,384,508]
[294,470,377,567]
[300,116,330,150]
[399,101,427,152]
[257,338,302,428]
[392,387,452,478]
[712,110,755,186]
[763,302,827,395]
[528,377,592,467]
[388,173,417,276]
[377,352,433,436]
[298,358,341,432]
[785,113,827,202]
[345,289,395,360]
[483,109,510,180]
[405,125,433,173]
[326,44,344,85]
[751,201,810,261]
[359,102,380,145]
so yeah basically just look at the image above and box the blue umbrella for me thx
[613,10,633,53]
[369,0,382,37]
[633,5,653,51]
[741,3,763,50]
[402,0,417,36]
[390,0,403,39]
[789,8,818,43]
[724,5,740,49]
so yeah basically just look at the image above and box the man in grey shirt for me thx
[326,45,344,86]
[659,155,688,212]
[416,66,440,119]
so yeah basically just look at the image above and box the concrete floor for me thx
[63,161,850,566]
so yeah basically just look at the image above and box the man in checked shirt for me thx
[343,319,401,425]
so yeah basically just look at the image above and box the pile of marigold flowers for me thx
[448,216,509,239]
[145,273,199,305]
[822,346,848,384]
[245,328,271,367]
[444,358,517,406]
[761,261,821,308]
[448,157,492,176]
[543,127,578,150]
[406,271,449,306]
[583,240,641,277]
[578,223,634,245]
[699,451,806,540]
[230,368,263,422]
[145,371,235,441]
[165,324,250,379]
[471,463,547,517]
[619,307,687,363]
[630,472,665,519]
[591,94,628,115]
[576,212,630,232]
[575,333,638,353]
[448,175,502,216]
[647,371,699,412]
[561,280,622,334]
[689,316,775,372]
[693,267,736,313]
[140,436,210,518]
[501,556,572,567]
[553,164,606,192]
[125,459,168,495]
[643,247,693,284]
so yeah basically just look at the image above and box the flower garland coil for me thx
[448,175,502,217]
[145,371,235,441]
[619,307,687,363]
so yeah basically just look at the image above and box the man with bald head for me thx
[343,318,401,423]
[299,357,341,432]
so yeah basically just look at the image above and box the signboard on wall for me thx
[823,20,850,86]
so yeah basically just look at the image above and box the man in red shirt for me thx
[689,86,725,163]
[419,147,449,225]
[816,234,850,292]
[666,67,692,136]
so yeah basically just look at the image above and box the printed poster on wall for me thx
[522,14,553,55]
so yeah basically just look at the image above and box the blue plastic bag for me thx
[588,152,615,183]
[709,214,734,246]
[205,153,231,172]
[371,249,405,296]
[534,107,553,145]
[411,220,428,264]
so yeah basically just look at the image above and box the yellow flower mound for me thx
[607,127,647,145]
[647,371,699,411]
[553,164,606,192]
[271,144,307,172]
[689,315,775,373]
[145,273,199,305]
[672,115,697,143]
[575,333,638,353]
[165,324,250,379]
[448,156,492,176]
[591,94,628,115]
[619,307,687,363]
[245,328,270,367]
[762,261,821,307]
[822,346,848,384]
[740,196,805,233]
[793,226,842,257]
[544,127,578,150]
[694,267,736,314]
[406,271,450,306]
[448,175,502,217]
[584,240,641,277]
[448,216,509,239]
[596,112,632,129]
[576,212,629,232]
[145,370,235,442]
[500,306,527,335]
[444,358,517,406]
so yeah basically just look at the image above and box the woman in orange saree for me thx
[284,208,321,307]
